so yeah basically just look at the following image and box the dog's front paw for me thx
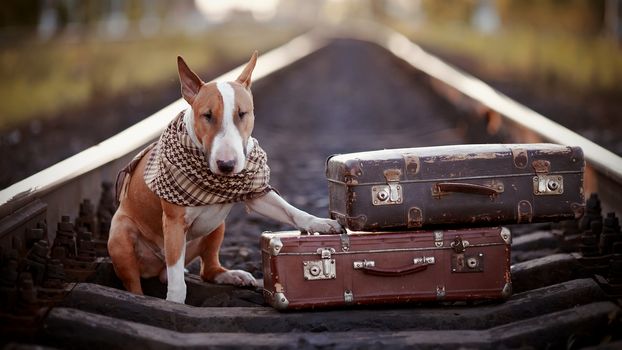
[166,284,187,303]
[303,217,343,234]
[214,270,257,287]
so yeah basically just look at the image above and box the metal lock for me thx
[451,252,484,273]
[303,248,336,281]
[371,185,403,206]
[309,265,321,276]
[533,175,564,195]
[466,257,479,269]
[372,169,403,206]
[377,189,389,201]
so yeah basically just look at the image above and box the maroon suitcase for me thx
[326,144,585,231]
[261,227,511,310]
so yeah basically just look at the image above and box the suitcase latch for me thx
[303,248,336,281]
[372,169,403,206]
[532,160,563,196]
[451,252,484,273]
[533,175,563,195]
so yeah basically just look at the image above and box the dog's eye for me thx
[202,112,212,121]
[238,111,247,119]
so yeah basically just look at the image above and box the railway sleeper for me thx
[41,301,620,350]
[59,278,608,333]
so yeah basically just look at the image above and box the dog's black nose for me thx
[216,160,236,174]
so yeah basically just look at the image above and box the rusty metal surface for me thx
[0,38,621,349]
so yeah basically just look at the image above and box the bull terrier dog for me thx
[108,51,342,303]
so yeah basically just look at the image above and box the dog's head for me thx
[177,52,258,175]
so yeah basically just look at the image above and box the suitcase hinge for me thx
[434,230,444,247]
[511,147,528,168]
[340,232,350,252]
[303,248,336,281]
[372,169,403,206]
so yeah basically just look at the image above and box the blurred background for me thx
[0,0,621,188]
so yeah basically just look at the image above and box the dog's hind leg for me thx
[191,222,256,287]
[108,213,143,295]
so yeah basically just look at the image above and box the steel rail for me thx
[1,22,621,227]
[0,32,328,225]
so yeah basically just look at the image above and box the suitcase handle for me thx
[358,263,428,277]
[433,182,503,197]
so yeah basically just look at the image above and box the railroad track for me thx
[1,22,621,349]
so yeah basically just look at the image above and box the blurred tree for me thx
[497,0,605,35]
[0,0,41,30]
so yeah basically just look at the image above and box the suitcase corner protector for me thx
[269,236,284,256]
[272,292,289,310]
[500,227,511,244]
[502,282,513,299]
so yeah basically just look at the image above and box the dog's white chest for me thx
[184,204,234,240]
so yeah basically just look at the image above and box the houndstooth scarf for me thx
[117,111,271,207]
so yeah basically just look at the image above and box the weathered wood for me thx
[511,253,583,292]
[0,200,47,252]
[88,263,264,307]
[43,301,620,349]
[61,278,606,333]
[511,230,559,252]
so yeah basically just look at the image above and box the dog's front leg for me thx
[162,201,187,303]
[246,191,342,234]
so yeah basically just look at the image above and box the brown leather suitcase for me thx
[326,144,585,231]
[261,227,511,310]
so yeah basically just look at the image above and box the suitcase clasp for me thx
[533,175,564,195]
[372,169,403,206]
[302,248,337,281]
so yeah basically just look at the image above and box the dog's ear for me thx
[177,56,204,104]
[236,50,258,89]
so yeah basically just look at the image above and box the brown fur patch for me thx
[190,82,224,156]
[231,81,255,151]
